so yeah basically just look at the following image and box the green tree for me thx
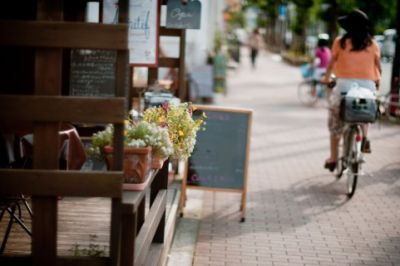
[290,0,314,53]
[226,10,246,30]
[244,0,280,49]
[318,0,397,39]
[356,0,397,33]
[244,0,397,54]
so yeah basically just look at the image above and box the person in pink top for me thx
[321,9,381,172]
[315,42,331,67]
[311,35,332,96]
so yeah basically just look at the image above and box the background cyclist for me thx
[312,34,332,97]
[321,9,382,172]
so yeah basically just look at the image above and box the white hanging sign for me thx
[128,0,159,66]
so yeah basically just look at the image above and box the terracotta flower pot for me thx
[103,145,152,184]
[151,154,167,169]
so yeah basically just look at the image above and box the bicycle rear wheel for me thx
[336,137,345,179]
[347,162,358,198]
[298,80,318,106]
[336,157,344,179]
[346,128,360,198]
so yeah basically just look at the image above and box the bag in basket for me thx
[340,85,377,123]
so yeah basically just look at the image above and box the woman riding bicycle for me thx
[321,9,382,171]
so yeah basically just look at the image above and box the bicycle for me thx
[298,64,334,106]
[335,121,363,198]
[334,84,377,198]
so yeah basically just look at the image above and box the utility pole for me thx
[389,0,400,116]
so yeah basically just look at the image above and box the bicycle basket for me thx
[300,64,313,79]
[340,86,377,123]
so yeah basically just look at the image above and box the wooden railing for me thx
[0,0,175,265]
[0,164,171,266]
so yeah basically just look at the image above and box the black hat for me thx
[338,9,370,32]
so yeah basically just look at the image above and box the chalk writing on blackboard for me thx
[182,106,252,222]
[70,49,116,97]
[187,108,251,190]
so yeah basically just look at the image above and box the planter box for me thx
[151,154,167,169]
[103,145,152,184]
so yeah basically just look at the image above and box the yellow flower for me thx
[142,102,206,160]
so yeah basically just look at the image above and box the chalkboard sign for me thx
[182,105,252,221]
[187,106,252,190]
[70,49,116,96]
[166,0,202,29]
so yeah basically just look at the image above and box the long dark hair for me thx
[340,31,373,51]
[338,9,373,51]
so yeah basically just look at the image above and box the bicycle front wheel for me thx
[298,80,318,106]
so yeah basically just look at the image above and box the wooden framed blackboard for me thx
[70,49,116,97]
[182,105,253,222]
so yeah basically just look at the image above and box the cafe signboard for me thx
[166,0,201,29]
[181,105,253,222]
[129,0,159,66]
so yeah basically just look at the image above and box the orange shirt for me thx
[332,37,380,81]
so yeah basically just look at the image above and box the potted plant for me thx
[135,120,174,169]
[88,120,173,184]
[143,102,206,160]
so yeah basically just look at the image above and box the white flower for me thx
[126,139,146,148]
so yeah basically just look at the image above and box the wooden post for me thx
[151,159,169,243]
[120,204,137,266]
[109,1,129,265]
[147,2,161,87]
[137,196,146,233]
[32,1,63,265]
[390,0,400,115]
[178,29,187,101]
[179,161,188,216]
[148,67,159,86]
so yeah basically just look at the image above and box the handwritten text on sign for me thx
[166,0,201,29]
[70,49,116,97]
[128,0,159,66]
[188,109,251,190]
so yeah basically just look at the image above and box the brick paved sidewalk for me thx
[190,50,400,266]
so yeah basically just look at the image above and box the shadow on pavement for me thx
[196,174,350,243]
[361,162,400,197]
